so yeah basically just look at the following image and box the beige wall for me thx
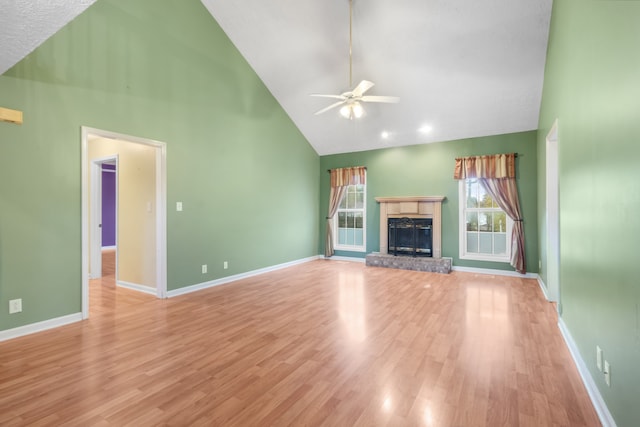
[89,137,157,288]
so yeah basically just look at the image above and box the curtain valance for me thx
[329,166,366,187]
[453,153,516,180]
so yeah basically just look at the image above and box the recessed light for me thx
[418,124,433,134]
[381,131,390,139]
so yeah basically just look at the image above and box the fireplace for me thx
[367,196,450,273]
[374,196,445,258]
[388,217,433,257]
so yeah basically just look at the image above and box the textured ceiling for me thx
[0,0,97,75]
[1,0,552,156]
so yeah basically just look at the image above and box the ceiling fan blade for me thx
[352,80,375,97]
[314,101,346,115]
[361,95,400,103]
[310,94,346,100]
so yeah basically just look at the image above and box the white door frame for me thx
[81,127,168,319]
[89,155,118,279]
[546,119,560,304]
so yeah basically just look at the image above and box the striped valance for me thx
[453,153,516,180]
[329,166,366,187]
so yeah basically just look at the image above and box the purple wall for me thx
[102,164,116,247]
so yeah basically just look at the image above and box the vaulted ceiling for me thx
[1,0,553,155]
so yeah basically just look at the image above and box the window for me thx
[334,183,366,251]
[459,179,512,262]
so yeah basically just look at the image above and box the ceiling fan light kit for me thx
[311,0,398,119]
[340,102,364,120]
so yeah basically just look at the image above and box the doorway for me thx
[546,119,560,307]
[81,127,167,319]
[89,156,118,280]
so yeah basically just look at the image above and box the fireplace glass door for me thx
[388,218,433,257]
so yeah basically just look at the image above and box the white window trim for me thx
[458,180,512,263]
[334,184,367,253]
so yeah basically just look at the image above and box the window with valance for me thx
[325,167,367,257]
[454,153,526,273]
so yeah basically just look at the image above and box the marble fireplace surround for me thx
[375,196,445,258]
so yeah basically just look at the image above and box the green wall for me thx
[0,0,319,331]
[320,132,538,273]
[538,1,640,425]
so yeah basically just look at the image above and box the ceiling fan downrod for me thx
[348,0,353,88]
[309,0,399,118]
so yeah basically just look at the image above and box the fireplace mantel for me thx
[375,196,445,258]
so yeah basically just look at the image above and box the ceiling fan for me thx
[311,0,399,120]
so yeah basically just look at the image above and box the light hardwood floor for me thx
[0,254,601,426]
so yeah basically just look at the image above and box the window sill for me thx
[335,246,367,253]
[460,254,510,263]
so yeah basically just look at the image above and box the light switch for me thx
[176,202,183,211]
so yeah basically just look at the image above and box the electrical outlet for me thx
[9,299,22,314]
[596,345,603,371]
[604,360,611,387]
[202,264,207,274]
[223,261,228,269]
[176,202,183,211]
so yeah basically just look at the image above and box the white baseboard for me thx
[328,256,537,276]
[537,275,550,300]
[451,265,538,279]
[0,313,83,342]
[324,255,366,263]
[117,280,157,296]
[167,255,321,298]
[558,318,617,427]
